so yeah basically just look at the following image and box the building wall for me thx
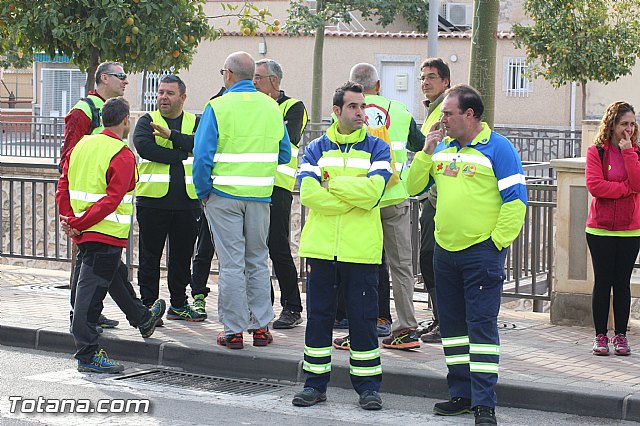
[165,31,577,128]
[585,61,640,119]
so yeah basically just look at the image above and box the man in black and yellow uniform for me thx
[133,74,204,322]
[254,59,308,329]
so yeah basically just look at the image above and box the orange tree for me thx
[0,0,271,91]
[513,0,640,116]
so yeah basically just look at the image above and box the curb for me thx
[1,324,638,421]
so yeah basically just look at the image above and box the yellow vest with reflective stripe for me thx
[72,94,105,135]
[136,111,197,199]
[275,98,308,191]
[421,102,443,136]
[68,134,134,239]
[208,91,284,198]
[364,94,412,208]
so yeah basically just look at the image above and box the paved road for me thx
[0,346,637,426]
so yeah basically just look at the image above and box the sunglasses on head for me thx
[107,72,127,81]
[160,74,182,83]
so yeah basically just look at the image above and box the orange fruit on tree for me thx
[125,35,131,44]
[126,17,134,26]
[132,26,139,35]
[172,50,180,58]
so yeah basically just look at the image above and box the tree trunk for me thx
[468,0,499,128]
[581,80,587,120]
[310,0,325,131]
[84,47,100,94]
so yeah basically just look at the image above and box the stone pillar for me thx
[549,157,593,326]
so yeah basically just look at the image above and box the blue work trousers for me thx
[434,239,506,409]
[303,258,381,394]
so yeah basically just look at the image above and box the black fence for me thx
[0,166,555,308]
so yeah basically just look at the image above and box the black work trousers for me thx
[586,233,640,336]
[72,242,148,362]
[137,206,199,308]
[190,209,214,298]
[268,186,302,313]
[419,199,438,323]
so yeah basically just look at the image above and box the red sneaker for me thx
[217,331,243,349]
[252,327,273,346]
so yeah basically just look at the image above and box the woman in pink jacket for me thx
[586,101,640,356]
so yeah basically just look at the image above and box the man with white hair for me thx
[253,59,308,329]
[193,51,291,350]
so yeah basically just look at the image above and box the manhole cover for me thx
[114,369,287,396]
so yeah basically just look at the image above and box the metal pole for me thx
[428,0,440,57]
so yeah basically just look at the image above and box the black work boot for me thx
[433,397,472,416]
[474,405,497,425]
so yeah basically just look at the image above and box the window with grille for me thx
[143,71,171,111]
[41,68,87,117]
[504,58,531,97]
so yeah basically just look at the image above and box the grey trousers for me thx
[203,193,274,334]
[380,199,418,333]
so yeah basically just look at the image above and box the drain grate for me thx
[114,369,287,396]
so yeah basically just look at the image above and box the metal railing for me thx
[0,115,63,162]
[0,116,582,165]
[1,166,555,307]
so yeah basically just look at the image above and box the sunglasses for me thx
[107,72,128,81]
[219,68,233,76]
[160,74,182,83]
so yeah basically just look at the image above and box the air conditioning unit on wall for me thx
[442,3,473,28]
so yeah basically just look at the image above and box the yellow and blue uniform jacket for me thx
[407,122,527,251]
[297,123,392,264]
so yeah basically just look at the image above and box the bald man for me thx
[193,51,291,350]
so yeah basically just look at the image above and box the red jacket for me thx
[56,129,137,247]
[585,143,640,231]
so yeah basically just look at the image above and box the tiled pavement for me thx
[2,264,640,421]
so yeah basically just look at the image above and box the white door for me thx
[379,62,417,116]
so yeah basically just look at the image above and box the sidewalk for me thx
[1,265,639,421]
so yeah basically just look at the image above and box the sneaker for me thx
[333,318,349,329]
[167,304,206,322]
[139,299,166,338]
[376,318,392,337]
[333,334,350,350]
[593,334,610,356]
[382,329,420,350]
[252,327,273,346]
[192,294,207,319]
[433,397,472,416]
[358,390,382,410]
[217,331,244,349]
[292,387,327,407]
[273,310,303,329]
[612,333,631,356]
[416,319,437,337]
[146,304,164,327]
[77,349,124,374]
[420,324,442,343]
[98,314,119,329]
[474,405,497,425]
